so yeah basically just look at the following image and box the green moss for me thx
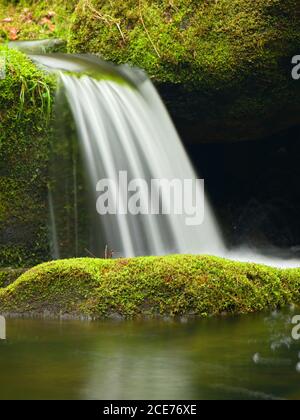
[69,0,300,141]
[69,0,300,86]
[1,1,300,141]
[0,0,77,41]
[0,45,56,267]
[0,255,299,318]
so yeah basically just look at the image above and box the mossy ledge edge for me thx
[0,255,299,320]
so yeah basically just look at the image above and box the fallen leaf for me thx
[21,11,33,23]
[40,17,52,25]
[8,27,19,41]
[46,11,56,19]
[2,17,13,23]
[39,17,56,32]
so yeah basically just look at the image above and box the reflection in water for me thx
[81,350,193,400]
[0,310,299,400]
[211,384,285,401]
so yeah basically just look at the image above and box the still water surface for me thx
[0,311,299,400]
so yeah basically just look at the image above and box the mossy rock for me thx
[69,0,300,142]
[0,46,56,267]
[0,255,299,318]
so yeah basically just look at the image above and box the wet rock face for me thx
[69,0,300,143]
[187,125,300,251]
[159,83,300,144]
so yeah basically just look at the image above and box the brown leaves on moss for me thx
[0,5,59,41]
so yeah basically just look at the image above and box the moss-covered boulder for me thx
[0,255,299,318]
[0,46,55,267]
[69,0,300,142]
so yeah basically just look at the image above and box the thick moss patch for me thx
[0,255,299,318]
[69,0,300,142]
[0,46,56,267]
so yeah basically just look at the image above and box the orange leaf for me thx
[46,11,56,19]
[8,28,19,41]
[40,17,52,25]
[2,17,13,23]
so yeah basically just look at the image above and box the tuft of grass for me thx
[0,255,299,319]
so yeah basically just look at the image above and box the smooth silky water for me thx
[30,52,300,267]
[0,311,299,400]
[5,41,299,266]
[32,53,224,258]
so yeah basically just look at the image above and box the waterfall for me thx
[56,71,224,257]
[20,53,298,265]
[28,53,224,257]
[2,45,297,265]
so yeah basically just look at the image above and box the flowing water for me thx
[0,311,299,400]
[32,53,300,267]
[2,43,296,266]
[32,53,224,258]
[8,39,66,54]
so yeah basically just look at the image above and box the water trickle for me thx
[48,188,60,260]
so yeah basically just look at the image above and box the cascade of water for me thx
[59,72,224,257]
[6,48,300,265]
